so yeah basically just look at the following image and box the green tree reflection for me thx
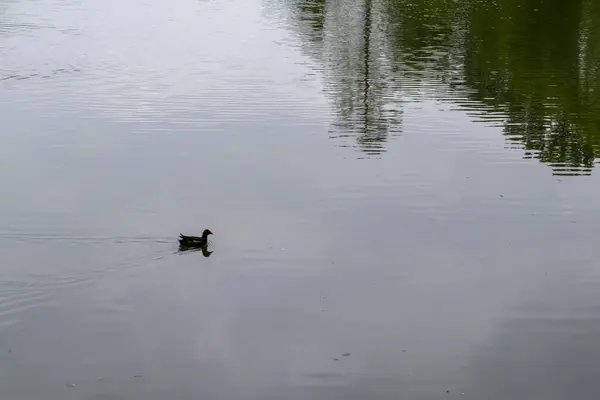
[286,0,600,174]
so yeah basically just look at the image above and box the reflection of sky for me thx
[0,0,328,125]
[2,0,600,398]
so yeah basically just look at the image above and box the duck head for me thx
[202,229,213,237]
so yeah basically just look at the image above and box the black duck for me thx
[179,229,213,248]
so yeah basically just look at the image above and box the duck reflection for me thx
[179,244,213,257]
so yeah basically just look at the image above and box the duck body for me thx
[179,229,213,248]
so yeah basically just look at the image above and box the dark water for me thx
[2,0,600,399]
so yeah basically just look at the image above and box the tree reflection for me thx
[286,0,401,156]
[285,0,600,174]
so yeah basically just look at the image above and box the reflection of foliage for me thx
[295,0,326,41]
[287,0,600,174]
[457,0,598,175]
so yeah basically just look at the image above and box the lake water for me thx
[2,0,600,399]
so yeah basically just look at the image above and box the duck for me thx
[178,229,213,248]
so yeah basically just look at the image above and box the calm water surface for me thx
[2,0,600,399]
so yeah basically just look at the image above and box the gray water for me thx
[2,0,600,399]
